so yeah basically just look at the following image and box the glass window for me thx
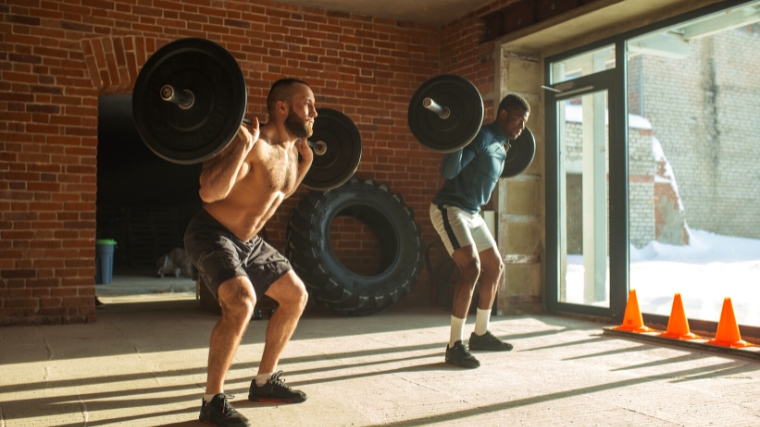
[558,90,610,307]
[551,45,615,84]
[626,1,760,327]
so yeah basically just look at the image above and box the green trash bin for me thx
[95,239,117,285]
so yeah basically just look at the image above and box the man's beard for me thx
[285,109,313,139]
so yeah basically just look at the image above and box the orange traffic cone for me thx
[658,293,699,340]
[613,289,653,333]
[706,298,755,348]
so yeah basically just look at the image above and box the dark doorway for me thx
[97,95,202,276]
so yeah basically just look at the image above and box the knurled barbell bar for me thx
[131,37,361,191]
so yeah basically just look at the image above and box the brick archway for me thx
[80,36,171,96]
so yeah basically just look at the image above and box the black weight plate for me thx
[408,74,484,153]
[303,108,362,191]
[132,38,247,164]
[502,127,535,178]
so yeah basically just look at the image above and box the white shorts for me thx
[429,204,498,256]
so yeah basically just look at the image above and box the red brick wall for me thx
[1,1,101,325]
[0,0,506,325]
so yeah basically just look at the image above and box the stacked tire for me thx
[286,177,424,315]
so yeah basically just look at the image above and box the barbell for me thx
[131,37,361,191]
[407,74,536,178]
[131,38,533,194]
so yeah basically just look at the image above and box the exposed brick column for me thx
[0,33,100,326]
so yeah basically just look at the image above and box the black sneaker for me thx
[468,331,513,352]
[248,371,307,403]
[199,394,250,427]
[445,341,480,369]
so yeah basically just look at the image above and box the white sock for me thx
[255,372,274,387]
[474,308,491,336]
[203,393,220,403]
[449,316,466,348]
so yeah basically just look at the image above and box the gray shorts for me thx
[183,209,291,299]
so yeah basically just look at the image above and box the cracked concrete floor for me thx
[1,294,759,426]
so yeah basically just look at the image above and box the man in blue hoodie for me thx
[430,93,530,368]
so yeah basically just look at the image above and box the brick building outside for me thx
[627,25,760,242]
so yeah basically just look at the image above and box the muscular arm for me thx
[198,121,258,203]
[285,138,314,198]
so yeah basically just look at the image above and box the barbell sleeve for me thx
[422,97,450,119]
[160,85,195,109]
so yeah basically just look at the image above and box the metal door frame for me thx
[544,65,627,321]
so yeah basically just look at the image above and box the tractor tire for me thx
[286,176,424,315]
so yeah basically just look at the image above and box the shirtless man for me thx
[184,78,316,427]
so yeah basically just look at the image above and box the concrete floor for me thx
[94,274,197,297]
[1,294,759,427]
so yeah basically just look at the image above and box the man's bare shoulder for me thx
[256,132,274,146]
[247,133,277,161]
[202,131,254,170]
